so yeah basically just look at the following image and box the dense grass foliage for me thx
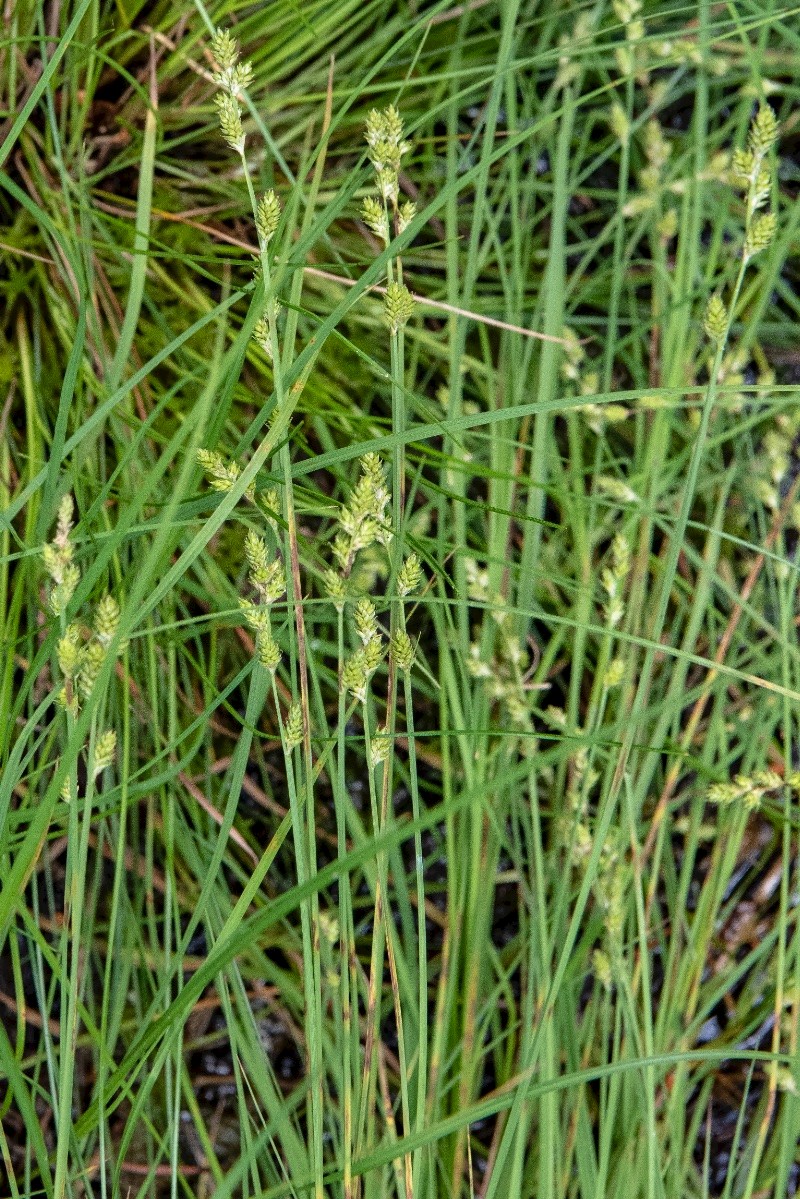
[2,1,800,1196]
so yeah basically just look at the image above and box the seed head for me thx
[211,28,239,75]
[384,281,415,334]
[604,658,625,688]
[390,630,415,672]
[361,195,387,242]
[284,702,304,752]
[57,625,83,679]
[197,448,242,493]
[244,531,286,604]
[50,564,80,617]
[92,729,117,778]
[354,598,378,645]
[743,211,776,259]
[257,633,282,673]
[94,595,121,646]
[397,200,416,234]
[253,316,273,357]
[215,93,245,153]
[323,568,347,612]
[211,28,253,96]
[256,190,281,246]
[370,725,392,767]
[748,105,778,158]
[398,552,423,597]
[78,640,105,699]
[703,293,728,341]
[342,652,369,704]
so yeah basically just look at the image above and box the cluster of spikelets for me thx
[194,457,286,678]
[42,495,120,793]
[210,27,252,154]
[204,26,426,734]
[323,453,423,704]
[464,560,538,738]
[210,25,416,352]
[706,768,800,812]
[239,529,286,675]
[560,326,629,434]
[704,105,779,343]
[209,29,283,362]
[195,449,424,715]
[749,408,800,523]
[361,106,415,238]
[359,105,417,336]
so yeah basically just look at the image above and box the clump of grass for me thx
[2,3,800,1198]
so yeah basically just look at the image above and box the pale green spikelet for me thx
[560,326,585,382]
[398,552,423,597]
[323,567,347,612]
[365,106,411,209]
[703,293,728,341]
[370,724,392,767]
[244,531,286,604]
[364,108,385,150]
[390,630,415,672]
[54,493,74,547]
[57,625,83,679]
[44,495,80,615]
[384,281,415,334]
[240,599,271,638]
[197,448,241,492]
[244,528,270,579]
[260,488,281,533]
[334,453,393,570]
[611,534,630,580]
[78,640,105,700]
[397,200,416,233]
[92,729,117,779]
[354,598,378,645]
[604,658,625,688]
[332,533,351,571]
[363,634,383,676]
[211,28,238,75]
[730,147,754,188]
[382,104,404,145]
[211,28,253,96]
[284,702,304,751]
[361,195,387,242]
[466,642,492,679]
[657,208,678,242]
[597,476,638,504]
[609,102,629,143]
[593,948,613,990]
[94,595,120,647]
[257,633,282,673]
[743,211,776,260]
[643,119,671,170]
[376,168,399,205]
[215,92,245,153]
[50,564,80,617]
[42,543,63,583]
[361,451,389,498]
[253,315,273,357]
[60,769,74,803]
[196,447,223,475]
[342,651,369,703]
[749,104,778,157]
[544,705,567,728]
[602,535,630,626]
[256,190,281,246]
